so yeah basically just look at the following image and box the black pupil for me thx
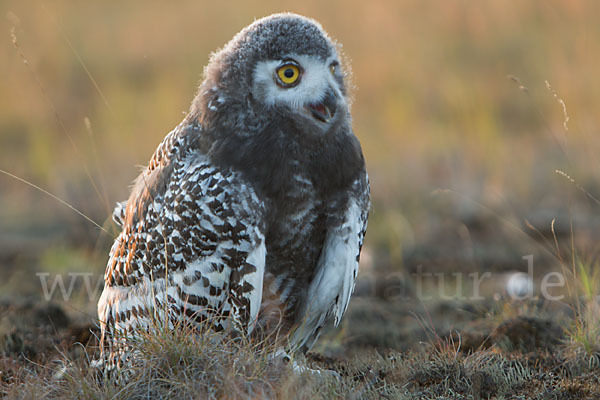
[284,68,295,78]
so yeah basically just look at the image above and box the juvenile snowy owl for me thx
[98,13,369,369]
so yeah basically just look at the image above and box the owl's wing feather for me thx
[291,172,369,349]
[163,153,267,331]
[99,129,267,363]
[111,200,127,227]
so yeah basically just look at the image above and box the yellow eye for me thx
[330,64,336,75]
[276,63,300,86]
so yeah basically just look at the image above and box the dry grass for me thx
[2,316,360,399]
[0,325,521,399]
[561,258,600,377]
[2,308,600,399]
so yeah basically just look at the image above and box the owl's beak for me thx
[307,89,337,123]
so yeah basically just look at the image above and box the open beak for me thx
[306,89,338,123]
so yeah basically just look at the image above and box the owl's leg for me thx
[270,348,340,379]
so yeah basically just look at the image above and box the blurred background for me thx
[1,0,600,351]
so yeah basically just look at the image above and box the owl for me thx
[97,13,369,370]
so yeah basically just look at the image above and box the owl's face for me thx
[251,52,347,130]
[198,13,351,135]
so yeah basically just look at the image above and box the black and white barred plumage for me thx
[98,13,369,369]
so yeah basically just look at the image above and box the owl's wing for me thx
[292,172,370,349]
[329,174,370,326]
[99,146,267,349]
[111,200,127,227]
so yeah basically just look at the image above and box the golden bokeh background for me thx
[2,1,600,306]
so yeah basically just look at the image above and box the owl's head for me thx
[193,13,352,135]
